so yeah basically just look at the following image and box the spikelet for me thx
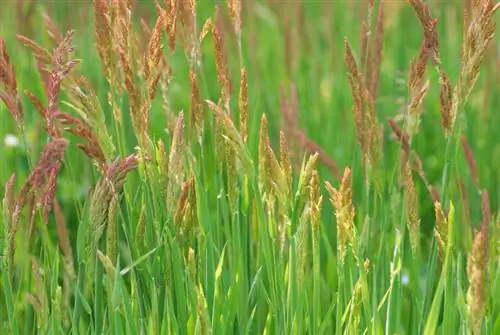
[199,18,213,44]
[309,169,322,234]
[2,174,16,225]
[407,0,440,66]
[297,153,319,205]
[117,40,141,142]
[31,257,48,324]
[187,247,196,283]
[368,1,384,98]
[63,77,116,161]
[434,201,447,262]
[239,67,248,143]
[55,112,107,170]
[167,113,185,214]
[439,71,453,136]
[189,69,204,141]
[467,230,488,335]
[97,250,117,291]
[325,167,356,264]
[93,0,115,84]
[0,39,23,124]
[344,38,381,175]
[107,193,119,263]
[480,190,491,239]
[164,0,177,53]
[206,100,251,172]
[14,138,68,226]
[156,139,169,197]
[265,141,287,215]
[174,176,196,250]
[135,203,147,249]
[212,6,231,109]
[403,159,420,255]
[344,38,366,155]
[84,154,139,279]
[196,284,211,332]
[457,1,498,107]
[227,0,242,37]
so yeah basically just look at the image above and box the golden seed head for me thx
[239,67,248,143]
[404,159,420,255]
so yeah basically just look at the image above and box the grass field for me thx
[1,0,499,333]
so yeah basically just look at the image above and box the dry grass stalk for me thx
[467,230,488,335]
[325,167,357,264]
[0,39,23,125]
[461,136,478,186]
[403,159,420,255]
[239,67,248,143]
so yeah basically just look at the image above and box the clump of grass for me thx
[0,1,499,334]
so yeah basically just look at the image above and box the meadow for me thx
[0,0,499,333]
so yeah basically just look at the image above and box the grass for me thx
[0,0,499,334]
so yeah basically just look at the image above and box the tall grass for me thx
[1,0,499,334]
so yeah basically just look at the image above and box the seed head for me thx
[239,67,248,143]
[326,167,356,263]
[467,231,488,335]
